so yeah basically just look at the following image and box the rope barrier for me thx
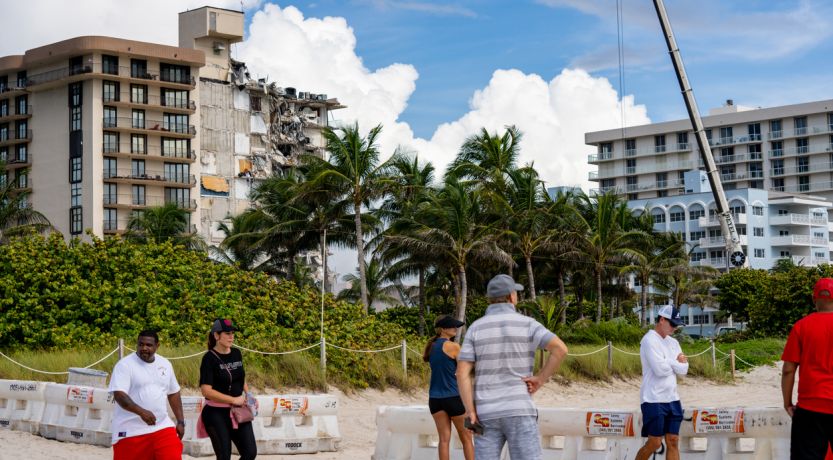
[685,345,714,358]
[610,345,640,356]
[0,347,119,376]
[327,343,402,353]
[165,350,206,361]
[235,343,320,356]
[566,345,610,357]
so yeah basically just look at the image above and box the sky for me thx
[5,0,833,278]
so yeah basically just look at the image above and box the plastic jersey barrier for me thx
[0,379,48,434]
[38,383,115,446]
[373,406,792,460]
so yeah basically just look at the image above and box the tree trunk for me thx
[455,265,468,341]
[508,262,513,278]
[287,253,296,283]
[641,276,648,326]
[320,231,328,294]
[558,269,567,324]
[418,266,426,336]
[525,255,537,301]
[595,269,603,324]
[353,201,369,313]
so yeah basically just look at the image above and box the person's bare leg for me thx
[451,414,474,460]
[665,433,680,460]
[431,411,452,460]
[635,436,664,460]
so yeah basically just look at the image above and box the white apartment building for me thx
[586,99,833,202]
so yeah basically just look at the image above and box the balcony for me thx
[779,181,833,194]
[720,172,746,182]
[770,234,828,247]
[104,145,196,163]
[26,63,196,90]
[107,193,197,211]
[103,168,196,187]
[589,186,623,195]
[699,257,727,268]
[103,117,196,137]
[588,171,599,181]
[698,235,748,249]
[766,125,832,140]
[108,93,196,114]
[4,152,32,169]
[0,105,32,122]
[588,152,613,163]
[769,213,829,226]
[779,255,828,267]
[698,213,747,228]
[0,129,32,146]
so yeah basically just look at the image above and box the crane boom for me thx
[652,0,745,268]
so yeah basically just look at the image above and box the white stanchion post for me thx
[320,336,327,372]
[118,339,124,360]
[711,340,716,368]
[607,341,613,371]
[401,340,407,376]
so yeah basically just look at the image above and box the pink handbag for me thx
[210,350,254,425]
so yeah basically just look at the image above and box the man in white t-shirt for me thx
[109,330,185,460]
[636,305,688,460]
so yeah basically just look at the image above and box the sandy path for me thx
[0,364,786,459]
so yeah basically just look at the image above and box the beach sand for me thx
[0,363,785,459]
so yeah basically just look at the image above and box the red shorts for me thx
[113,427,182,460]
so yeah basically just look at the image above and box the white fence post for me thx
[117,339,124,360]
[401,340,407,376]
[320,336,327,372]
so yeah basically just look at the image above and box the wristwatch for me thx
[176,419,186,427]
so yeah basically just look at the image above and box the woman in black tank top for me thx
[422,315,473,460]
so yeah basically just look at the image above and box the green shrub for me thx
[555,319,644,345]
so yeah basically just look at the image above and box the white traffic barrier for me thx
[0,379,47,433]
[180,394,341,457]
[373,406,792,460]
[38,383,114,446]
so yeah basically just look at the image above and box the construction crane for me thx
[652,0,746,268]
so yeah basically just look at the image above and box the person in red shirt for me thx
[782,277,833,459]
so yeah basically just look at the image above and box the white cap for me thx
[657,304,684,327]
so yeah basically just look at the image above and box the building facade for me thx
[0,37,203,237]
[586,99,833,202]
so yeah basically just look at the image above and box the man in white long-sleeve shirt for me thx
[636,304,688,460]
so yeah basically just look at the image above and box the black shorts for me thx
[428,396,466,417]
[641,401,683,437]
[791,407,833,459]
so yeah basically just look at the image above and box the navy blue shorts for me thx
[641,401,683,437]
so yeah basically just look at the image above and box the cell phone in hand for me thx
[464,417,484,435]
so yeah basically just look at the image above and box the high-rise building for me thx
[0,37,204,237]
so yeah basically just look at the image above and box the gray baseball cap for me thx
[487,274,524,298]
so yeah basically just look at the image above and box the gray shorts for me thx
[474,415,541,460]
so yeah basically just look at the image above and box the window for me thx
[104,208,118,230]
[103,106,117,128]
[729,204,746,215]
[15,144,26,163]
[626,176,637,192]
[779,229,790,236]
[69,157,82,183]
[799,175,810,192]
[656,172,667,188]
[829,113,833,132]
[796,138,809,154]
[657,190,668,197]
[104,183,118,205]
[720,126,733,143]
[15,120,27,140]
[0,123,6,141]
[794,116,808,135]
[780,251,791,258]
[159,63,190,84]
[71,183,82,207]
[163,113,189,134]
[131,59,148,79]
[705,129,712,142]
[689,208,705,220]
[69,207,82,235]
[250,95,262,112]
[814,232,825,239]
[749,162,763,178]
[131,134,146,154]
[770,119,782,138]
[16,71,26,88]
[750,180,763,189]
[652,211,666,224]
[103,157,117,179]
[0,100,7,117]
[102,55,119,75]
[103,81,120,102]
[131,109,145,129]
[690,252,705,262]
[677,132,688,149]
[627,193,637,200]
[164,162,190,183]
[625,139,636,156]
[601,178,616,189]
[162,138,190,158]
[670,211,685,222]
[797,156,809,173]
[0,76,6,92]
[132,185,146,205]
[748,123,761,141]
[162,89,189,109]
[15,95,27,115]
[777,209,789,216]
[772,159,784,176]
[165,187,191,208]
[720,147,734,161]
[130,84,147,104]
[68,82,82,107]
[690,230,705,241]
[69,56,84,75]
[131,159,145,178]
[754,248,765,258]
[0,146,6,162]
[753,227,764,237]
[103,132,119,153]
[626,159,636,174]
[654,135,666,153]
[748,143,762,160]
[770,141,783,157]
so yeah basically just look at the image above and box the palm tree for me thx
[213,211,264,271]
[620,231,687,325]
[447,125,522,195]
[304,123,393,313]
[0,161,51,242]
[126,203,202,249]
[337,256,400,309]
[389,178,511,329]
[572,192,646,323]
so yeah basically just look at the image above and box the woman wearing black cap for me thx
[197,319,257,460]
[422,315,474,460]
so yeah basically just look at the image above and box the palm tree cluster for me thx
[216,122,717,332]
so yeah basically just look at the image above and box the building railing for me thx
[103,117,195,135]
[108,193,197,209]
[0,129,32,142]
[104,168,196,185]
[5,152,32,165]
[26,63,196,88]
[770,234,828,246]
[104,145,196,160]
[104,93,196,110]
[770,213,829,226]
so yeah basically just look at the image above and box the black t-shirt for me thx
[199,347,246,397]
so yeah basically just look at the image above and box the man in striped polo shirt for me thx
[457,274,569,459]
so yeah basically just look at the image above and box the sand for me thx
[0,363,786,459]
